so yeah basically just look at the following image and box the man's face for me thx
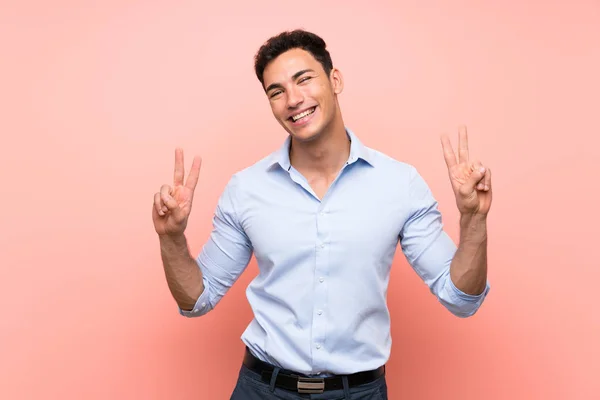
[262,48,343,142]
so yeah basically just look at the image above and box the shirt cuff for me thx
[448,277,490,303]
[178,286,212,318]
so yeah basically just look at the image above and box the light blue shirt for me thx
[180,128,490,375]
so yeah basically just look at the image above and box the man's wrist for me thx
[459,212,488,244]
[159,232,188,246]
[460,212,487,224]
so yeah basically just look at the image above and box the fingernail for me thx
[480,167,485,173]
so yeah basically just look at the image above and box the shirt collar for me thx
[267,127,374,172]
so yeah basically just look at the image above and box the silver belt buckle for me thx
[297,377,325,394]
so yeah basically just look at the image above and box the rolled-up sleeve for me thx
[179,175,253,318]
[399,166,490,318]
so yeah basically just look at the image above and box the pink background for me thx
[1,1,599,399]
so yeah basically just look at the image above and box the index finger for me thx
[174,148,185,186]
[458,125,469,163]
[185,155,202,191]
[440,133,457,169]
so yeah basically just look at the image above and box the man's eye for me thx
[299,77,311,83]
[270,91,282,98]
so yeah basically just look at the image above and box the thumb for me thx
[161,193,189,222]
[460,162,486,196]
[162,193,184,220]
[161,192,179,210]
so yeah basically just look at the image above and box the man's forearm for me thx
[159,234,204,310]
[450,213,488,295]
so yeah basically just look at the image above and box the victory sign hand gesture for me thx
[441,126,492,216]
[152,148,202,236]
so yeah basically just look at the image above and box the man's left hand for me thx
[441,125,492,216]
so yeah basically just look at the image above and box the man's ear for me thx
[330,68,344,95]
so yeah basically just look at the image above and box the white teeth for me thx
[292,107,315,121]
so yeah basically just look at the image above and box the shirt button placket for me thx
[313,205,329,369]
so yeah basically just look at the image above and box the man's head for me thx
[254,30,344,142]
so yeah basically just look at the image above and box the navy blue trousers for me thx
[229,364,388,400]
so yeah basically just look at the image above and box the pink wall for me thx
[1,1,599,399]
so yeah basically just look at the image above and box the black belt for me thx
[242,347,385,394]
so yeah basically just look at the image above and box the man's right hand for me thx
[152,148,202,237]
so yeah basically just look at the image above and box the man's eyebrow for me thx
[292,69,315,80]
[265,69,316,93]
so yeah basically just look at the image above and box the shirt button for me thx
[201,303,206,307]
[316,344,321,349]
[193,309,198,313]
[317,310,323,315]
[319,277,324,283]
[320,244,325,248]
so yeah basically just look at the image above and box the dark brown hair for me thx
[254,29,334,87]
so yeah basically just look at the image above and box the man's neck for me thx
[289,122,350,177]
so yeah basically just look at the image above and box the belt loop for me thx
[342,375,351,399]
[269,367,281,392]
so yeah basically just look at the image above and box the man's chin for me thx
[285,122,320,141]
[290,129,321,143]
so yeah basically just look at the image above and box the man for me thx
[152,29,492,400]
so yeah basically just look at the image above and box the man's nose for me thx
[286,86,304,109]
